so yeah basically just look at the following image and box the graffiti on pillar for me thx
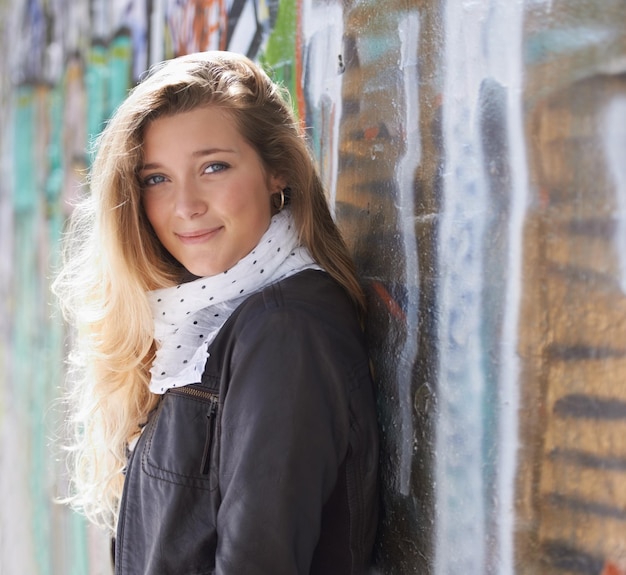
[164,0,227,55]
[163,0,280,59]
[517,19,626,573]
[111,0,150,78]
[323,3,432,572]
[13,0,47,83]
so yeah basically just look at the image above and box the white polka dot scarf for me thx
[147,209,321,394]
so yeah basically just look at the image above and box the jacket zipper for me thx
[169,386,219,475]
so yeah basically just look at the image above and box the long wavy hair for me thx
[53,51,365,532]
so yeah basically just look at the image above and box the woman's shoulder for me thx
[243,269,356,324]
[220,269,363,347]
[203,270,369,382]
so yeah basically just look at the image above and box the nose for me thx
[174,178,207,219]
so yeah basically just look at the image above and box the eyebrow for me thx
[140,148,236,171]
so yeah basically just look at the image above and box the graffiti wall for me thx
[1,0,625,574]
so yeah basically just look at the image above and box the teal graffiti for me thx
[86,33,133,163]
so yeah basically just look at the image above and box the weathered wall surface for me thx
[1,1,625,574]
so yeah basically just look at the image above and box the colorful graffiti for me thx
[2,0,626,574]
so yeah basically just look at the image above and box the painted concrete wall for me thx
[1,1,625,574]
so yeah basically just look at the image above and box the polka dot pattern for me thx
[147,209,322,394]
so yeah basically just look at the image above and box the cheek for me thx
[225,181,272,220]
[142,196,166,234]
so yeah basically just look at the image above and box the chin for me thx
[184,262,224,278]
[186,267,217,278]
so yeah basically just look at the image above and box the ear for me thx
[268,173,287,195]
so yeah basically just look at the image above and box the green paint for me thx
[85,35,134,166]
[46,85,64,204]
[13,212,43,571]
[12,84,51,575]
[259,0,298,110]
[110,34,133,113]
[13,86,37,212]
[85,44,109,163]
[11,75,92,575]
[49,68,91,575]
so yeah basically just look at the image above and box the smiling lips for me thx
[176,227,223,244]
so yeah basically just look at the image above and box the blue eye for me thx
[204,162,228,174]
[143,174,167,186]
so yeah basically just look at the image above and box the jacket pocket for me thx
[142,385,220,490]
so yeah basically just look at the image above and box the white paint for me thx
[301,1,345,209]
[435,1,527,573]
[604,96,626,294]
[488,2,526,573]
[150,0,165,66]
[0,12,26,571]
[435,0,490,572]
[117,0,150,78]
[395,10,421,496]
[164,0,223,56]
[91,0,110,40]
[0,388,37,575]
[229,0,257,56]
[48,0,90,64]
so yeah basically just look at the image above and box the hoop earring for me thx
[276,188,285,212]
[273,187,290,212]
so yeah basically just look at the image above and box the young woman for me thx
[54,51,378,574]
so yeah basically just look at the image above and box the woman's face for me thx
[140,106,283,277]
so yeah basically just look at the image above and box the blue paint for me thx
[525,27,615,64]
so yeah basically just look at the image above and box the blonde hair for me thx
[53,51,364,532]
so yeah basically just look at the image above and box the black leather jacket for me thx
[115,270,379,574]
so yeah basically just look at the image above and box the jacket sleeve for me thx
[215,304,352,575]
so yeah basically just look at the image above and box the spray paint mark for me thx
[489,2,527,573]
[164,0,225,56]
[603,96,626,294]
[435,2,490,573]
[260,0,301,117]
[395,10,421,496]
[300,0,344,206]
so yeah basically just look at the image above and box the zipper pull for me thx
[200,397,218,475]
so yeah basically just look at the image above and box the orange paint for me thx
[371,281,406,323]
[174,0,224,55]
[602,562,626,575]
[364,126,380,140]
